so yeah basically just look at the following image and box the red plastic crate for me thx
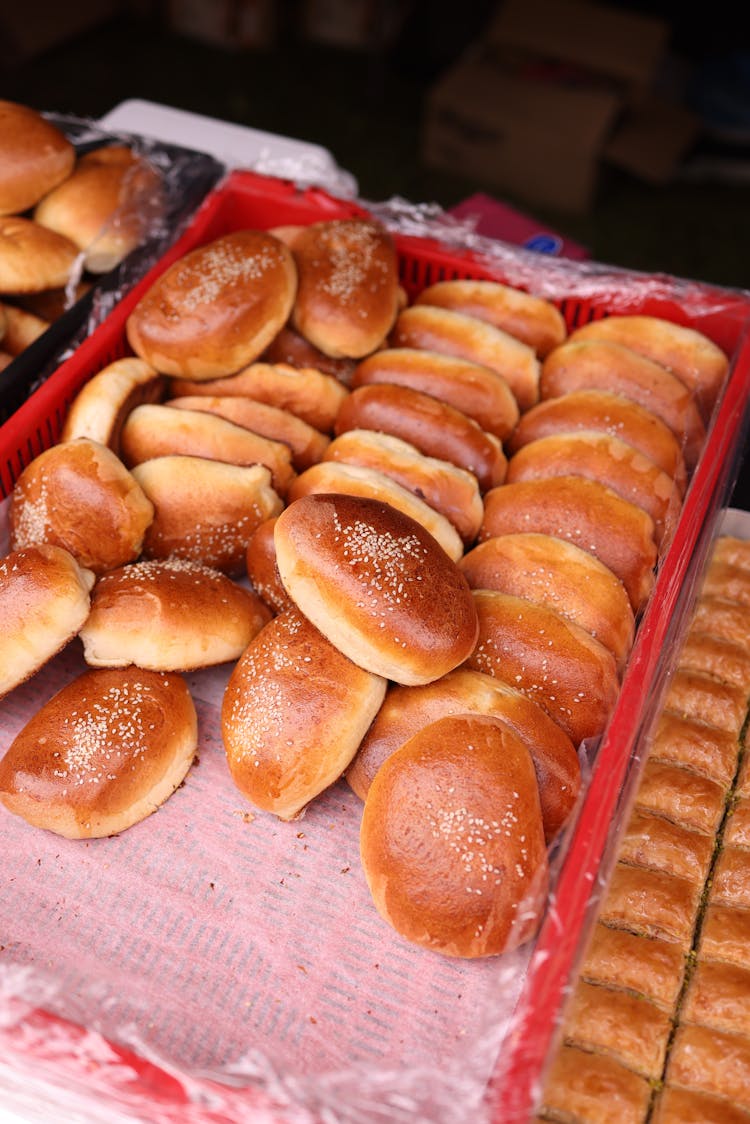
[2,169,750,1122]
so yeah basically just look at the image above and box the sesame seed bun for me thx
[0,101,75,215]
[0,543,94,700]
[360,713,549,958]
[222,604,387,820]
[273,492,479,686]
[0,667,198,838]
[79,557,271,671]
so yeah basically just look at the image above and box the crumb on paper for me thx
[309,1016,317,1024]
[297,964,307,973]
[233,810,255,824]
[340,866,350,874]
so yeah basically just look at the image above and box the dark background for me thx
[2,0,750,499]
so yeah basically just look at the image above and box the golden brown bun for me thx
[33,145,164,273]
[480,476,657,611]
[79,557,271,671]
[274,492,479,685]
[286,460,464,562]
[459,532,634,670]
[0,101,75,215]
[360,713,549,957]
[165,395,329,471]
[0,667,197,838]
[0,543,94,700]
[169,361,348,433]
[61,357,166,455]
[352,347,519,440]
[468,589,620,746]
[415,278,567,357]
[324,428,484,545]
[569,315,728,421]
[540,339,706,469]
[222,604,386,820]
[346,667,580,843]
[391,304,540,411]
[507,388,688,494]
[131,456,283,575]
[0,350,11,372]
[290,218,399,358]
[12,279,92,322]
[506,430,682,547]
[334,383,507,492]
[0,216,80,294]
[9,437,154,576]
[119,403,296,497]
[0,301,48,355]
[126,230,297,379]
[245,516,291,613]
[262,323,357,386]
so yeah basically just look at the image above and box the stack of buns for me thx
[0,206,731,965]
[0,99,165,369]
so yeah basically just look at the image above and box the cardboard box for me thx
[422,0,699,213]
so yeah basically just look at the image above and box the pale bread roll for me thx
[274,492,478,685]
[0,216,80,294]
[79,557,271,671]
[0,543,94,700]
[61,357,166,454]
[131,456,283,575]
[0,101,75,215]
[126,230,297,379]
[459,532,634,670]
[392,304,540,411]
[0,667,197,839]
[352,347,520,440]
[285,460,464,562]
[169,361,348,433]
[221,604,387,821]
[415,278,567,357]
[323,428,484,545]
[9,437,154,576]
[360,713,549,957]
[119,403,296,497]
[468,589,620,746]
[346,667,581,843]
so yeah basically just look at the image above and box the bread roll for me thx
[346,666,581,843]
[120,403,296,497]
[245,517,291,614]
[61,357,166,454]
[126,230,297,379]
[0,302,48,355]
[0,667,197,839]
[352,347,520,440]
[285,460,464,562]
[79,557,271,671]
[334,383,507,492]
[262,323,357,386]
[9,437,154,576]
[273,492,479,685]
[459,532,634,670]
[290,217,399,358]
[0,101,75,215]
[169,361,348,433]
[221,604,387,820]
[480,476,657,611]
[0,543,94,700]
[0,350,11,372]
[324,428,484,545]
[414,278,567,357]
[506,388,688,494]
[569,314,728,420]
[392,304,540,411]
[467,589,620,745]
[540,339,706,469]
[505,430,682,547]
[360,713,549,957]
[165,395,329,471]
[131,456,283,575]
[33,145,164,273]
[12,279,92,322]
[0,216,80,294]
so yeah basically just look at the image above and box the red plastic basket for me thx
[2,169,750,1122]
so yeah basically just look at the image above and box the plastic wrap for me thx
[1,171,750,1123]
